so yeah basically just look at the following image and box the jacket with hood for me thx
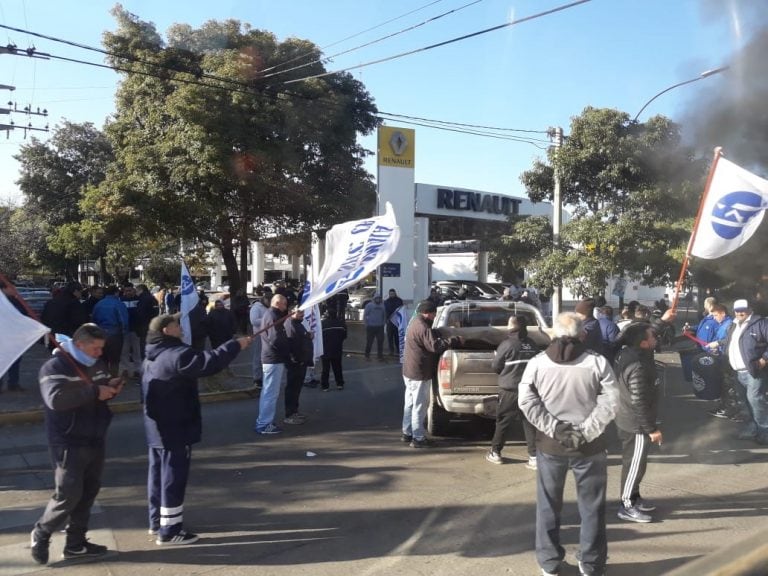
[614,346,658,434]
[141,334,240,448]
[38,352,113,447]
[403,315,460,380]
[491,330,539,391]
[519,337,619,456]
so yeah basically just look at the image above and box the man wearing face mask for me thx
[30,324,125,565]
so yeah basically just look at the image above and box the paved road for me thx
[2,347,768,575]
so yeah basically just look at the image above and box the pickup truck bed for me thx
[427,301,552,436]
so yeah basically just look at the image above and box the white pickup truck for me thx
[428,300,553,436]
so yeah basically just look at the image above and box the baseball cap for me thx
[733,299,750,312]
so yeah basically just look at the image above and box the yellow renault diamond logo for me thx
[378,126,415,168]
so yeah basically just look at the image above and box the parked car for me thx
[15,287,52,316]
[433,280,499,301]
[348,286,377,309]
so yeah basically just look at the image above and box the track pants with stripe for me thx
[618,429,650,508]
[148,446,191,537]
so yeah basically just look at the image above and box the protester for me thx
[283,308,314,424]
[82,285,104,319]
[254,294,290,435]
[705,304,743,420]
[207,299,236,348]
[321,308,347,391]
[249,294,269,391]
[717,299,768,444]
[401,300,462,448]
[597,305,620,364]
[614,323,663,524]
[519,311,619,576]
[120,284,142,378]
[574,298,604,356]
[41,282,88,344]
[363,293,386,360]
[141,313,249,545]
[485,315,539,468]
[30,324,125,565]
[91,286,129,377]
[135,283,159,365]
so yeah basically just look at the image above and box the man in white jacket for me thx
[519,311,618,576]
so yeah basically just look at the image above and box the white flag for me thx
[300,266,324,361]
[691,157,768,259]
[179,261,199,346]
[389,304,409,364]
[299,202,400,312]
[0,290,49,377]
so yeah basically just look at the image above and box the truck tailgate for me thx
[443,350,497,394]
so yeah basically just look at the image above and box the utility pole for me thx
[1,49,50,138]
[548,126,564,320]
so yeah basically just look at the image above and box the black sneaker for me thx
[30,530,50,565]
[156,530,200,546]
[400,433,413,443]
[708,408,729,419]
[618,505,652,523]
[410,437,433,448]
[63,540,108,559]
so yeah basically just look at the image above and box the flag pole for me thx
[670,146,723,313]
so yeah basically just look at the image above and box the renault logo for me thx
[389,131,408,156]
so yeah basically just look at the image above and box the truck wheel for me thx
[427,388,451,436]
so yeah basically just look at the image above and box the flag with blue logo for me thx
[0,288,49,378]
[179,261,199,346]
[299,202,400,312]
[691,157,768,259]
[300,266,324,362]
[389,305,409,364]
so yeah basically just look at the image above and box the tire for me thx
[427,387,451,436]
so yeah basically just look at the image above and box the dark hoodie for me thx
[141,332,240,448]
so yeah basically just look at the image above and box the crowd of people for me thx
[6,277,768,574]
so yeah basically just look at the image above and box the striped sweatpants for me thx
[618,429,650,508]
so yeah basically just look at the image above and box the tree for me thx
[495,107,704,297]
[94,8,379,294]
[14,121,114,279]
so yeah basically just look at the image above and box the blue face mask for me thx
[56,334,99,367]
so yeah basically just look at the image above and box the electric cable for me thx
[258,0,446,74]
[283,0,591,84]
[379,111,547,134]
[259,0,484,81]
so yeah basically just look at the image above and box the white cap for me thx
[733,299,750,312]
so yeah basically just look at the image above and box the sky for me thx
[0,0,751,205]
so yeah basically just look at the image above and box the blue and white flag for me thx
[300,266,324,362]
[390,304,409,364]
[299,202,400,312]
[179,261,199,346]
[0,289,49,377]
[691,157,768,259]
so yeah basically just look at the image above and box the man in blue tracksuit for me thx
[141,313,250,545]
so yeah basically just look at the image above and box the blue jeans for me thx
[402,376,430,440]
[251,337,263,382]
[255,363,284,430]
[0,358,21,389]
[536,450,608,575]
[736,370,768,436]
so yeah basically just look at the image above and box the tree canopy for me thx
[87,7,379,293]
[493,106,705,298]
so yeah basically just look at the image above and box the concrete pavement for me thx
[3,326,768,574]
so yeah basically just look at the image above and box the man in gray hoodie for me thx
[519,311,619,576]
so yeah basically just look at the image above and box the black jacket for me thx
[141,335,240,449]
[491,332,539,391]
[285,317,314,366]
[38,353,113,447]
[722,315,768,378]
[321,317,347,359]
[207,308,236,348]
[614,346,658,434]
[41,293,88,337]
[403,315,459,380]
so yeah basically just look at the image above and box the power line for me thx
[379,111,548,134]
[284,0,591,84]
[260,0,484,81]
[258,0,447,74]
[377,115,550,148]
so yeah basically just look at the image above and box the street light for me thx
[632,65,729,123]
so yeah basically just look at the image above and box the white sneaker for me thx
[526,456,538,470]
[485,450,503,464]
